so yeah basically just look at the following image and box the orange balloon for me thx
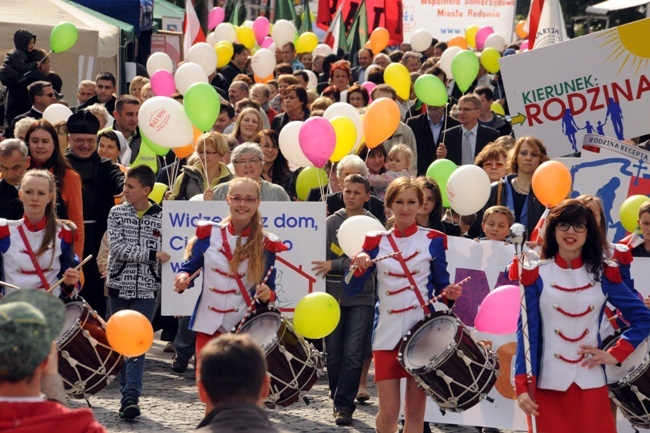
[516,20,528,39]
[174,143,195,159]
[363,97,400,149]
[447,36,468,50]
[254,73,273,84]
[531,161,572,207]
[370,27,389,54]
[106,310,154,357]
[193,126,203,143]
[364,40,372,49]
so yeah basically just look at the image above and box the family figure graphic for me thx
[562,98,625,152]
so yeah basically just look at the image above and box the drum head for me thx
[605,335,650,384]
[56,302,85,342]
[239,311,282,349]
[403,314,458,370]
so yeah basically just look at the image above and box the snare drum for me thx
[397,310,499,412]
[234,306,323,408]
[57,299,125,398]
[602,328,650,429]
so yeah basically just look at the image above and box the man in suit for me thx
[351,48,373,84]
[407,104,459,176]
[475,86,512,137]
[5,80,55,138]
[438,94,500,166]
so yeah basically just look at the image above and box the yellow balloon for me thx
[296,32,318,54]
[383,63,410,100]
[480,47,501,74]
[329,116,357,162]
[215,41,233,68]
[148,182,168,204]
[465,25,479,48]
[491,101,505,116]
[236,26,255,49]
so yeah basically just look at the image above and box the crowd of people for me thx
[1,26,650,433]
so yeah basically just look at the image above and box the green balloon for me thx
[296,167,328,201]
[184,82,221,132]
[426,159,457,208]
[50,22,78,53]
[451,50,479,93]
[414,75,448,107]
[141,131,170,157]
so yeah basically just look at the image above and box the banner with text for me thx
[401,0,515,43]
[500,18,650,158]
[161,201,326,316]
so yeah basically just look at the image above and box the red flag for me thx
[322,3,344,53]
[530,207,550,244]
[183,0,206,60]
[526,0,567,49]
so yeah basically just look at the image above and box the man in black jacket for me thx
[5,81,56,138]
[407,104,459,176]
[77,72,117,114]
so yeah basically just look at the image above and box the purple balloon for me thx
[475,26,494,51]
[208,7,225,30]
[474,285,520,334]
[150,69,176,97]
[299,118,336,168]
[253,17,270,46]
[261,36,274,49]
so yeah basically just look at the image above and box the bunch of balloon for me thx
[323,103,364,152]
[474,26,494,50]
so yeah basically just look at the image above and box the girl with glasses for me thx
[174,177,287,367]
[514,199,650,433]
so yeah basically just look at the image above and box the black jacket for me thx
[439,124,501,166]
[407,113,459,176]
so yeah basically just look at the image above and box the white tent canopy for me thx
[586,0,650,15]
[1,0,121,105]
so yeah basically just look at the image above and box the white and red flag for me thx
[526,0,568,49]
[183,0,206,60]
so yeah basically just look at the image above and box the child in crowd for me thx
[106,165,170,420]
[442,209,476,238]
[632,200,650,258]
[480,205,514,241]
[368,143,412,202]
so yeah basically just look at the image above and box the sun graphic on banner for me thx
[598,18,650,75]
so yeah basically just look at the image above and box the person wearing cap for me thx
[0,290,106,432]
[65,110,124,319]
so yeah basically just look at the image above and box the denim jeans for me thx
[173,316,196,363]
[325,305,374,414]
[109,296,156,406]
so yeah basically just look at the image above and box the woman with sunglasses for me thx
[173,177,287,366]
[514,199,650,433]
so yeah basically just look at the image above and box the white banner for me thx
[500,18,650,158]
[401,0,516,44]
[161,201,326,316]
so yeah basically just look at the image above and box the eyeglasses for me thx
[233,158,262,166]
[556,222,587,233]
[228,195,259,204]
[484,161,505,168]
[41,93,56,98]
[458,107,478,112]
[70,137,96,146]
[200,151,219,156]
[260,144,278,150]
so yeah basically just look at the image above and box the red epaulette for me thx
[57,223,75,244]
[196,221,212,239]
[604,261,623,284]
[264,233,288,253]
[612,243,633,266]
[508,257,540,285]
[426,229,448,250]
[361,232,382,251]
[0,219,8,239]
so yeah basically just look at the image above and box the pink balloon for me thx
[253,17,270,46]
[474,285,520,334]
[299,118,336,168]
[361,82,376,103]
[208,7,225,30]
[475,26,494,51]
[520,40,529,51]
[261,36,274,49]
[150,69,176,97]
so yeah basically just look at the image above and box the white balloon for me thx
[312,43,333,57]
[271,20,296,47]
[187,42,218,76]
[338,215,386,257]
[439,46,462,78]
[447,165,491,215]
[214,23,237,43]
[323,102,363,151]
[206,32,218,47]
[268,42,276,53]
[410,29,432,52]
[43,104,73,126]
[146,52,174,76]
[279,121,312,167]
[189,194,204,201]
[305,69,318,90]
[138,97,194,149]
[242,20,254,29]
[174,62,209,95]
[251,48,276,78]
[484,33,506,52]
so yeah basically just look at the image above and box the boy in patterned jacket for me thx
[107,165,170,420]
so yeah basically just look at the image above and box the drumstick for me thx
[47,255,93,293]
[343,251,402,284]
[175,267,203,294]
[0,281,21,291]
[421,277,471,309]
[235,266,275,332]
